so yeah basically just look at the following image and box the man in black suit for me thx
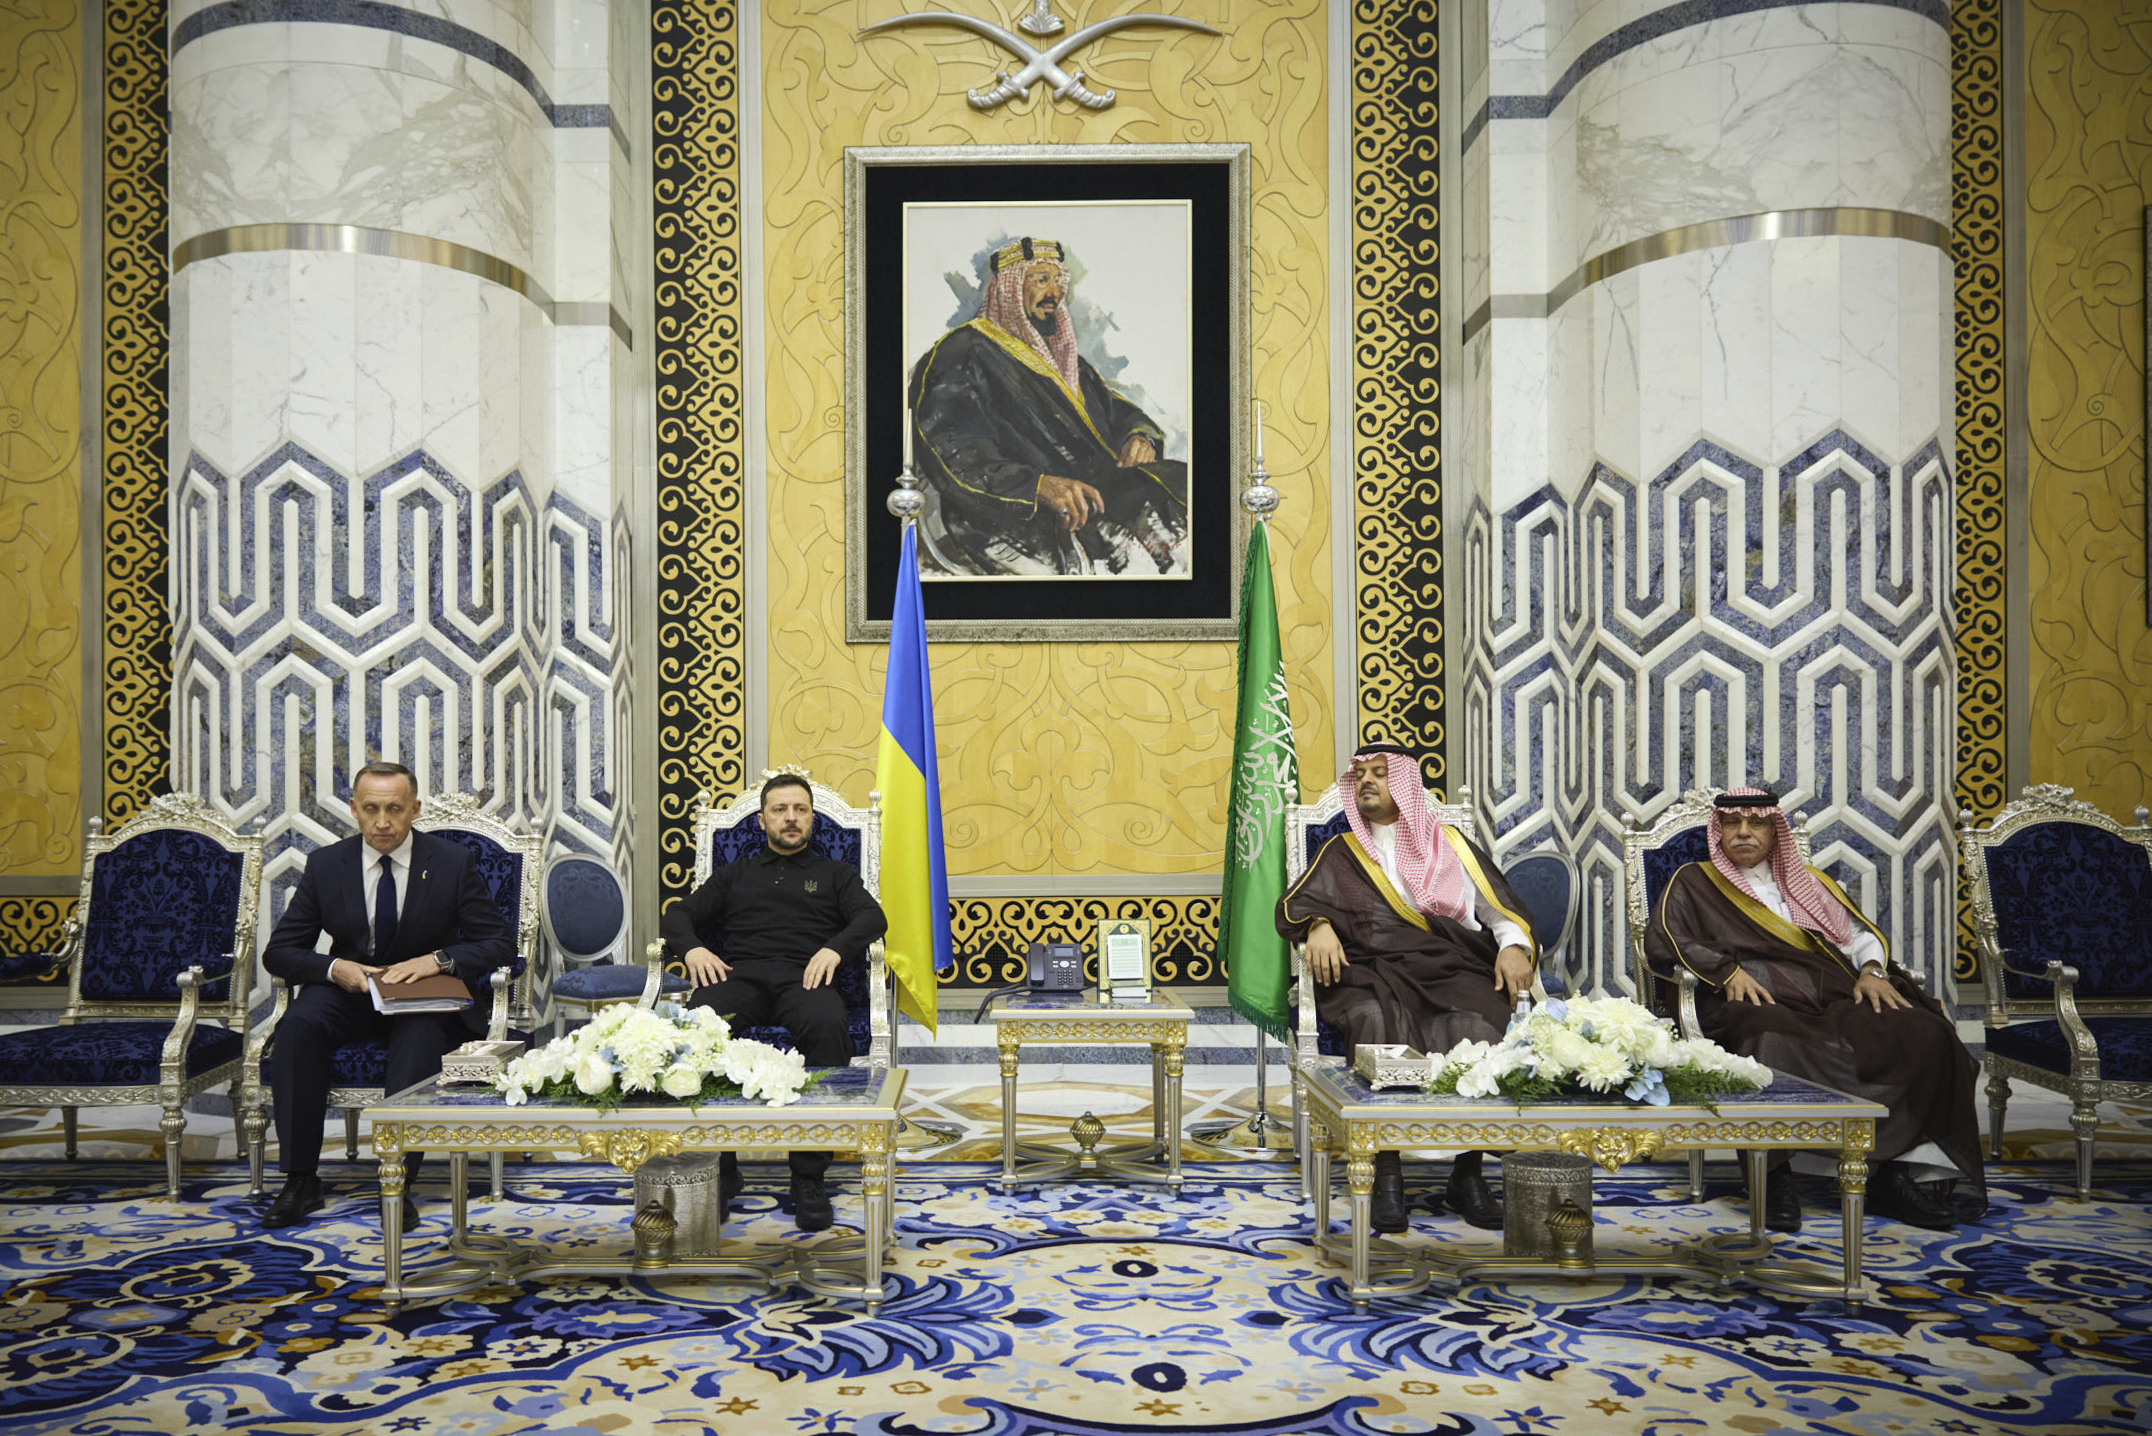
[260,760,515,1229]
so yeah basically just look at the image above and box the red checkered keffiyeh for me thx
[1340,750,1471,921]
[1706,787,1853,947]
[979,240,1082,392]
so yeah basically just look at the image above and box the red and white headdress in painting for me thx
[1340,744,1471,921]
[979,237,1082,391]
[1706,787,1852,947]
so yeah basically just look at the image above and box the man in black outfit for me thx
[259,761,515,1230]
[659,772,887,1231]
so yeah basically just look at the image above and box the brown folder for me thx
[366,972,473,1015]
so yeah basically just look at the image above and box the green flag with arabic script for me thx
[1220,522,1298,1042]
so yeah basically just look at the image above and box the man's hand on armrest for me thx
[683,946,730,988]
[1304,920,1347,986]
[802,948,841,991]
[1493,945,1533,1005]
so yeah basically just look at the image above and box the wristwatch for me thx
[433,952,455,975]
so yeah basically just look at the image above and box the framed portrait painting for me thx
[844,143,1250,642]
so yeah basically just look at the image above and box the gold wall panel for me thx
[2022,0,2152,817]
[100,0,168,829]
[1951,0,2005,984]
[951,895,1216,987]
[650,0,748,909]
[0,0,84,881]
[759,0,1335,877]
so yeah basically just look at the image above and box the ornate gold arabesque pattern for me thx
[2022,0,2152,817]
[1951,0,2005,984]
[1348,0,1446,790]
[650,0,748,912]
[0,0,88,966]
[754,0,1333,881]
[950,895,1216,987]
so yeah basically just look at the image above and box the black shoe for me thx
[1867,1161,1957,1231]
[1762,1165,1801,1233]
[1442,1167,1503,1230]
[1370,1151,1408,1234]
[791,1176,833,1232]
[261,1173,324,1229]
[719,1154,745,1223]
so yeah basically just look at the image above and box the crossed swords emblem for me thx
[861,1,1221,112]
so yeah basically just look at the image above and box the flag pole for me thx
[884,452,966,1151]
[1190,401,1295,1153]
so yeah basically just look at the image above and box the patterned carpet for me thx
[2,1151,2148,1435]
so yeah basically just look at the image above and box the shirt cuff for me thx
[1488,916,1531,954]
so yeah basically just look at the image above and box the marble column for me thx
[1454,0,1955,995]
[166,0,637,916]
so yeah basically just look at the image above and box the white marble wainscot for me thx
[168,443,573,919]
[1470,431,1955,999]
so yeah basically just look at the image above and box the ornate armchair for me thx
[1284,783,1535,1175]
[0,794,263,1200]
[241,793,541,1196]
[1623,788,1820,1198]
[654,774,890,1070]
[543,852,683,1030]
[1960,784,2152,1201]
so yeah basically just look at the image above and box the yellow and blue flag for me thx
[874,526,952,1033]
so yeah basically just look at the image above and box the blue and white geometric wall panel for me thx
[170,444,615,919]
[1467,431,1955,1000]
[541,490,615,858]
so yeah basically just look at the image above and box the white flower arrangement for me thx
[497,1002,814,1111]
[1428,995,1771,1107]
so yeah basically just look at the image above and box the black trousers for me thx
[271,982,466,1180]
[689,958,851,1179]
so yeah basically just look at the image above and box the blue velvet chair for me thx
[0,794,263,1200]
[652,773,890,1070]
[1284,782,1534,1180]
[1961,785,2152,1201]
[1504,849,1580,993]
[1624,788,1819,1199]
[545,853,684,1026]
[240,793,541,1197]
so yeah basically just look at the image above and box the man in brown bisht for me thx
[1645,787,1983,1232]
[1276,743,1538,1233]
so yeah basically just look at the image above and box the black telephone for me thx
[1028,941,1084,992]
[972,941,1087,1021]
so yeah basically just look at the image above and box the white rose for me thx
[660,1065,704,1099]
[572,1052,615,1096]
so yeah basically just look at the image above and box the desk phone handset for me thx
[972,941,1087,1021]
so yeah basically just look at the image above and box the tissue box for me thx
[1352,1044,1431,1090]
[440,1040,525,1086]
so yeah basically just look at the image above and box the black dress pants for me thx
[689,958,851,1179]
[271,982,466,1180]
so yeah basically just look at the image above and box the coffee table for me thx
[368,1065,904,1312]
[987,989,1190,1189]
[1297,1059,1888,1308]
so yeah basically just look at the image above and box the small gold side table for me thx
[987,989,1191,1190]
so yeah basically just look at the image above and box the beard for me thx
[1029,305,1061,335]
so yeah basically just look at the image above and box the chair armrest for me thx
[640,939,669,1009]
[246,975,293,1076]
[161,966,208,1082]
[0,917,82,983]
[1675,969,1703,1039]
[486,967,511,1042]
[1290,944,1321,1070]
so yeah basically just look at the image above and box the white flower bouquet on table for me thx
[1427,995,1771,1108]
[496,1001,814,1112]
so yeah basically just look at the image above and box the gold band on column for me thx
[1463,206,1954,346]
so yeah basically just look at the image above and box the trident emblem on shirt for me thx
[860,2,1222,112]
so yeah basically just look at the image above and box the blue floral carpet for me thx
[1,1159,2147,1435]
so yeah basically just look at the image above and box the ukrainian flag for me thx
[874,526,952,1033]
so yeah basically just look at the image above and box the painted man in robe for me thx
[907,236,1189,577]
[1276,743,1539,1233]
[1645,788,1982,1231]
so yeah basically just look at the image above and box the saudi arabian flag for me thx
[1220,521,1299,1043]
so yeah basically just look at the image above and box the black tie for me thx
[374,854,399,960]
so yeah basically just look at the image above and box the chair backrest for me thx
[1284,780,1476,1060]
[1504,850,1578,961]
[1622,788,1812,1008]
[415,793,543,1024]
[1961,784,2152,1024]
[689,769,889,1066]
[542,853,628,961]
[70,793,263,1021]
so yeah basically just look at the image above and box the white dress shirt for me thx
[359,833,415,958]
[1736,860,1885,974]
[1368,822,1532,952]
